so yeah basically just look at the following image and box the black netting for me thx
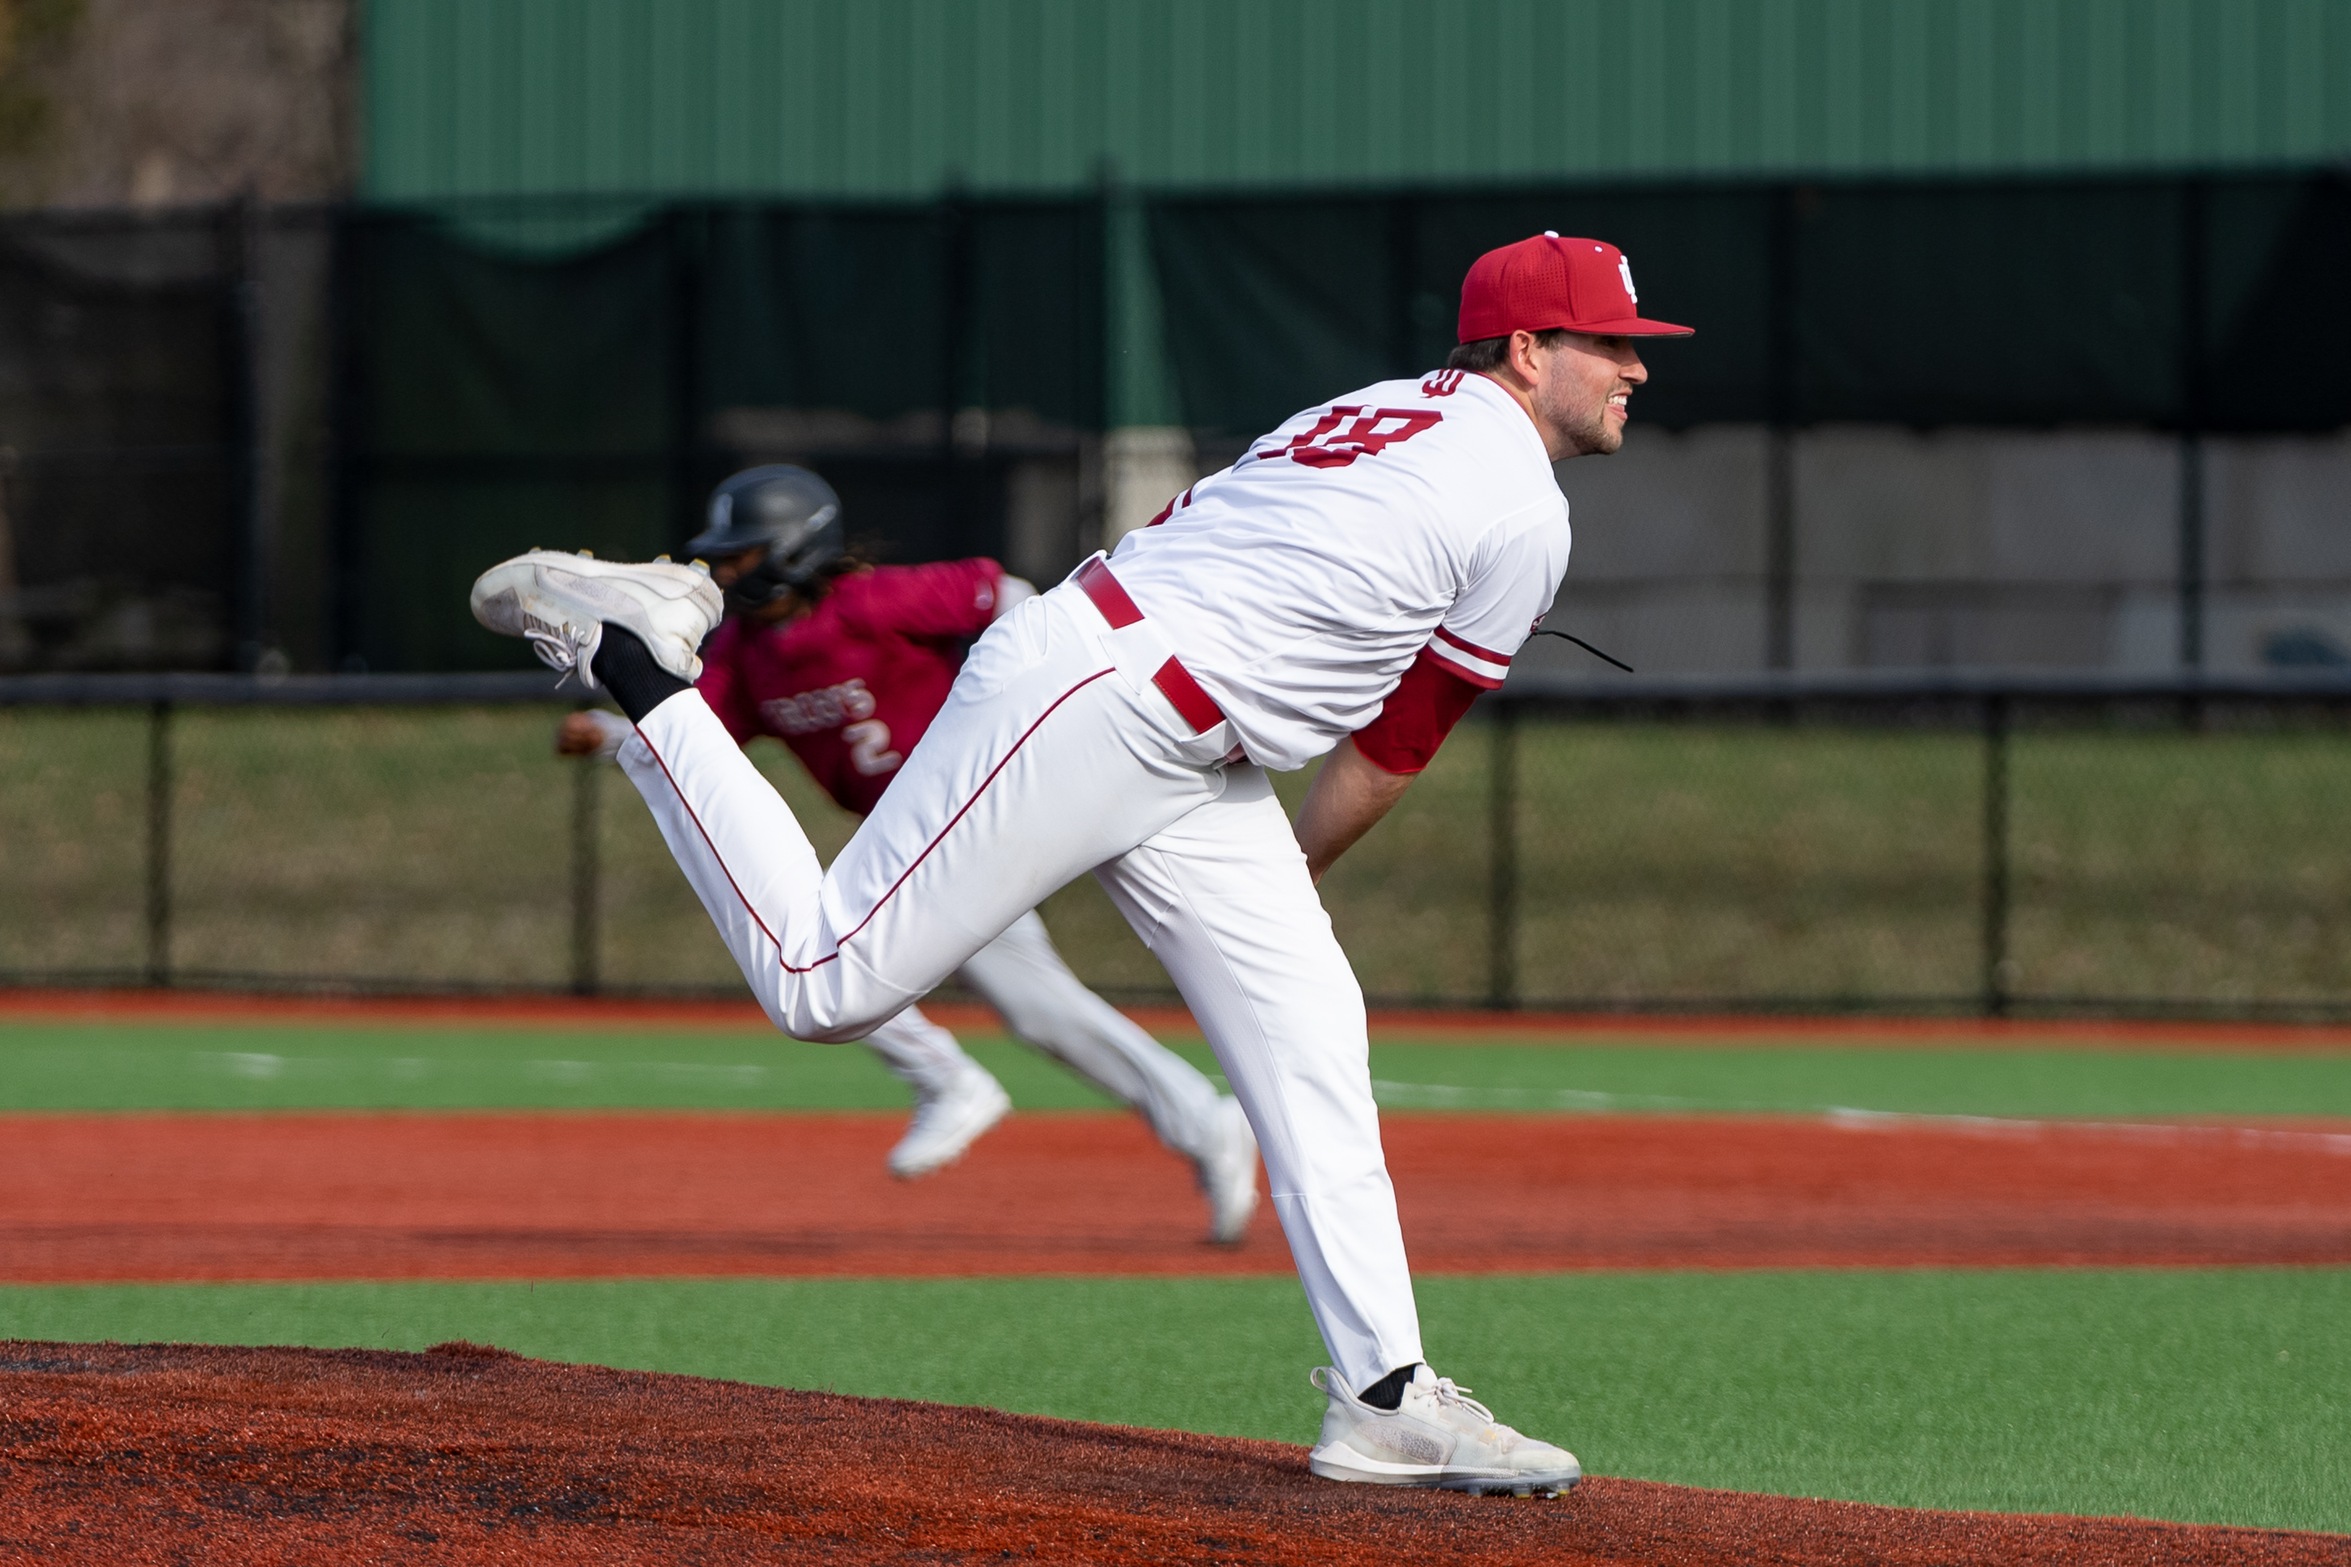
[1152,188,1774,441]
[0,215,241,672]
[1150,172,2351,437]
[2208,174,2351,433]
[1791,181,2182,426]
[337,202,1104,671]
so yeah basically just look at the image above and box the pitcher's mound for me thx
[0,1341,2333,1565]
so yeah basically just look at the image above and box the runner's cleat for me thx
[1197,1095,1261,1245]
[469,551,722,691]
[1307,1365,1581,1496]
[888,1057,1013,1179]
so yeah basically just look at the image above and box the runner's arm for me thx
[992,573,1036,618]
[888,559,1020,639]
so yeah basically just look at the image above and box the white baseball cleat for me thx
[888,1057,1013,1179]
[1306,1365,1581,1497]
[469,550,722,690]
[1197,1095,1260,1245]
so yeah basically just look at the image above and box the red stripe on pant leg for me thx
[639,671,1114,982]
[814,668,1119,969]
[640,670,1119,981]
[635,722,789,960]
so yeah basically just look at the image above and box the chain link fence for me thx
[7,672,2350,1020]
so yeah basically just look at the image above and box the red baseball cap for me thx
[1457,232,1693,342]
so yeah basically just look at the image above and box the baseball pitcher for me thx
[469,233,1687,1493]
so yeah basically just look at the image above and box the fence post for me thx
[2176,176,2208,677]
[570,745,601,996]
[667,207,709,552]
[325,209,370,671]
[144,699,174,987]
[223,197,267,670]
[1980,694,2010,1017]
[1487,700,1518,1009]
[1763,182,1800,673]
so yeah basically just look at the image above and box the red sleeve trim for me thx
[1352,647,1484,775]
[1433,623,1511,665]
[1145,486,1194,528]
[1423,640,1507,690]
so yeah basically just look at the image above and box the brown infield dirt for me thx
[2,1341,2343,1566]
[0,1109,2346,1282]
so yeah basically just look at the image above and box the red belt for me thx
[1075,556,1227,735]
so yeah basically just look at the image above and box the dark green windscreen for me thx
[1150,174,2351,441]
[335,175,2351,669]
[339,203,1100,670]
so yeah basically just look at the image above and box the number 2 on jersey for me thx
[844,720,902,777]
[1256,406,1442,469]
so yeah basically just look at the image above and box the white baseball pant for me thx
[616,580,1421,1389]
[846,1007,969,1092]
[580,701,1229,1156]
[858,910,1229,1162]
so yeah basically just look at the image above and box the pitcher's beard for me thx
[1542,390,1621,456]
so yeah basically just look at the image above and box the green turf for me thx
[1,1018,2344,1119]
[0,1023,923,1112]
[2,1269,2342,1533]
[1361,1040,2351,1119]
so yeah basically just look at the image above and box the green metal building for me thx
[366,0,2351,200]
[361,0,2351,435]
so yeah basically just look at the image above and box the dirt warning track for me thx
[0,1341,2338,1566]
[0,1110,2346,1282]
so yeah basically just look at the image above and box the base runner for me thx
[469,233,1687,1493]
[559,466,1260,1242]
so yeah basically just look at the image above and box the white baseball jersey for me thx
[1105,368,1572,771]
[595,365,1575,1398]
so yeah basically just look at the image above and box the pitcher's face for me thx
[1532,331,1647,457]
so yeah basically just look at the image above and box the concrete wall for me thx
[1500,424,2350,681]
[1112,418,2351,681]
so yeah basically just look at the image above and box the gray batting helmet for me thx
[687,465,845,608]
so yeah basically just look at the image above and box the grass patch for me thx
[9,707,2351,1010]
[0,1269,2341,1532]
[0,1020,2344,1117]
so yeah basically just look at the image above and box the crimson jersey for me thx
[698,559,1007,816]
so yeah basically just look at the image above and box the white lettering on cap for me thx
[1618,254,1638,303]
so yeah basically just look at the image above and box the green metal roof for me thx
[365,0,2351,201]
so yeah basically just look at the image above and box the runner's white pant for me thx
[860,910,1229,1163]
[617,582,1421,1389]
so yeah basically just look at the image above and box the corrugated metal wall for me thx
[365,0,2351,200]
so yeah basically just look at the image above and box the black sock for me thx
[590,626,690,723]
[1357,1363,1418,1411]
